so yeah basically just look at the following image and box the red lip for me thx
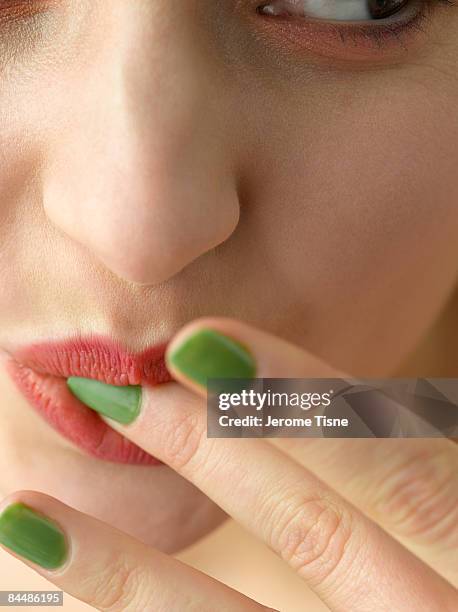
[4,336,172,465]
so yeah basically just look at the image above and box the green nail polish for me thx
[168,328,256,388]
[67,377,141,425]
[0,503,67,570]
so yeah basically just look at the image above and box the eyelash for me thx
[255,0,457,49]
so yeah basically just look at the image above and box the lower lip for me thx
[5,346,170,465]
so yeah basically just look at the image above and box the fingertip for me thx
[166,322,257,396]
[0,492,70,572]
[0,490,57,515]
[166,316,237,360]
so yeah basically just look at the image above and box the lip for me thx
[3,336,172,465]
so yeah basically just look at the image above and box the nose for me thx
[42,3,240,285]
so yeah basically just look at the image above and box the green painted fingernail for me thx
[0,503,67,570]
[67,377,141,425]
[168,328,256,388]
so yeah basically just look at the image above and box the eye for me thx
[253,0,457,62]
[258,0,410,21]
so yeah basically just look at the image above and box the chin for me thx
[1,423,226,554]
[61,464,227,554]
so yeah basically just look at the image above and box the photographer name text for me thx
[218,415,349,428]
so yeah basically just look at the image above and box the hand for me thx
[1,318,457,611]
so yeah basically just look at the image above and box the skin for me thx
[1,318,457,611]
[0,0,457,607]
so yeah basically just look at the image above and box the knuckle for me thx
[371,446,458,546]
[161,409,206,471]
[268,492,354,588]
[89,554,151,612]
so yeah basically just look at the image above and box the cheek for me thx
[249,95,458,373]
[326,95,458,277]
[327,109,458,355]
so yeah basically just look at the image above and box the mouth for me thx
[3,336,172,465]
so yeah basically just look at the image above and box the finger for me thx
[95,383,456,611]
[167,316,344,392]
[270,437,458,586]
[166,317,458,584]
[0,491,272,612]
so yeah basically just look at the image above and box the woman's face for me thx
[1,0,457,550]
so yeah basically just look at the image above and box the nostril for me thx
[96,218,240,286]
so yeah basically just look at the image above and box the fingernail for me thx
[0,503,68,570]
[67,377,141,425]
[168,328,256,388]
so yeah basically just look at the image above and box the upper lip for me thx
[6,335,172,386]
